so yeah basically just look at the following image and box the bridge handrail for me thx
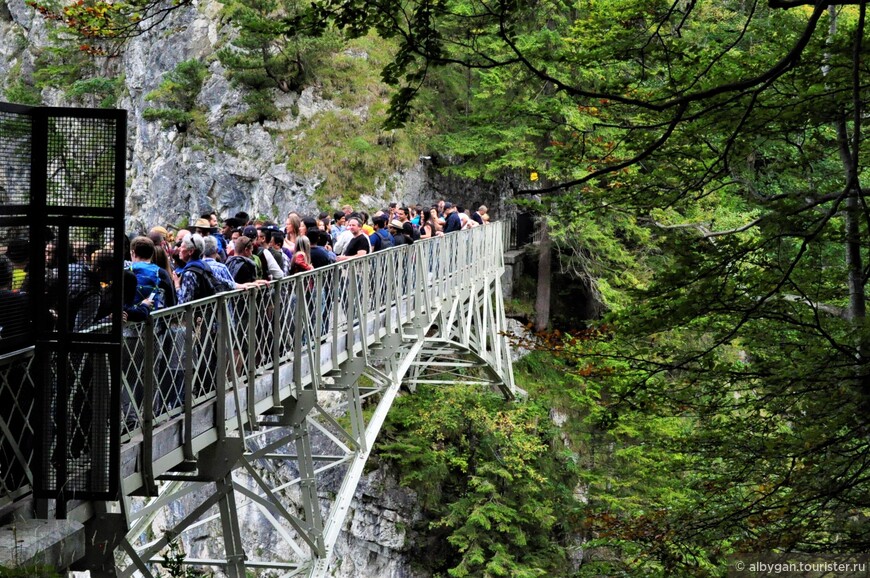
[0,223,508,503]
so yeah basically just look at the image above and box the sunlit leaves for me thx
[378,385,580,576]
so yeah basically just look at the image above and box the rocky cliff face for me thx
[0,0,441,230]
[0,0,520,230]
[146,461,428,578]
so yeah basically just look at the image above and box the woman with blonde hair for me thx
[289,235,313,274]
[284,213,302,253]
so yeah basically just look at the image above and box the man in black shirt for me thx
[443,202,463,234]
[337,216,371,261]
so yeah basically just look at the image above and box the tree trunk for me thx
[534,218,551,332]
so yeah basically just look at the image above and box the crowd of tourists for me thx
[0,200,492,339]
[137,200,489,315]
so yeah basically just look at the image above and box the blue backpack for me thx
[130,262,163,308]
[375,229,395,251]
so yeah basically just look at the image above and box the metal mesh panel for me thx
[256,290,276,371]
[121,324,147,437]
[41,341,115,495]
[277,285,294,361]
[0,108,32,208]
[45,116,120,209]
[28,106,126,501]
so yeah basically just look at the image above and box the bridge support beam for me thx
[107,224,514,577]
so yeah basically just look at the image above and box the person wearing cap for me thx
[443,202,462,234]
[389,219,412,246]
[196,213,228,261]
[194,217,212,236]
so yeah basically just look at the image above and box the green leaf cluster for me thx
[378,385,581,577]
[143,60,209,133]
[217,0,343,123]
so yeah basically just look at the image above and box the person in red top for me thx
[290,236,313,274]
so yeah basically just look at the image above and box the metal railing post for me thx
[216,296,228,440]
[141,319,157,494]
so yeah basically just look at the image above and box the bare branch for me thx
[781,294,848,318]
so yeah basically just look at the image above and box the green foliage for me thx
[66,75,124,107]
[217,0,343,123]
[161,539,213,577]
[3,80,43,106]
[378,385,581,577]
[26,12,126,107]
[314,0,870,572]
[285,108,425,205]
[143,60,209,133]
[26,0,194,52]
[2,62,42,105]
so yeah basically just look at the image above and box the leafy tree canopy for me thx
[318,0,870,571]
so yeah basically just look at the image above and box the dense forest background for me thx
[5,0,870,575]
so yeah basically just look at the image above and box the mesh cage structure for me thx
[0,105,36,508]
[0,103,127,503]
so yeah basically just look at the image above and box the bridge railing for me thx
[0,348,37,515]
[0,222,506,505]
[120,222,505,489]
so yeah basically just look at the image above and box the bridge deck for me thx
[0,223,514,577]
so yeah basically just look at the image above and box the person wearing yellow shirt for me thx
[7,237,28,292]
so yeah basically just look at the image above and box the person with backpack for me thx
[226,236,260,284]
[175,234,221,303]
[129,236,174,311]
[389,219,413,246]
[369,215,395,251]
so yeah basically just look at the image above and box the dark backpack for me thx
[226,255,258,284]
[375,229,395,251]
[184,263,222,300]
[130,262,163,308]
[251,252,268,280]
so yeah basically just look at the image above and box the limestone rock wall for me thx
[0,0,431,231]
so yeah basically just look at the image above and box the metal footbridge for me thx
[0,223,515,577]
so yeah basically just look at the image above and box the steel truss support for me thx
[109,225,515,577]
